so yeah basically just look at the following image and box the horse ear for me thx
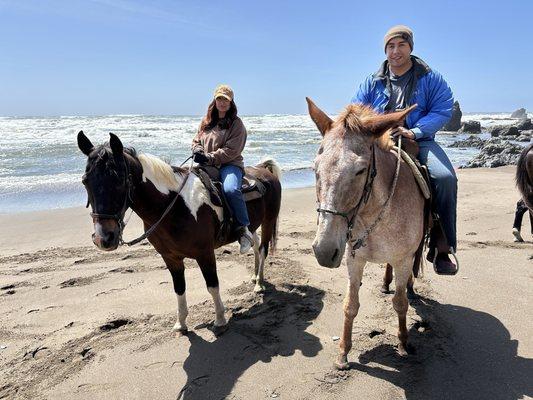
[109,133,124,159]
[77,130,94,156]
[365,104,418,137]
[306,97,333,136]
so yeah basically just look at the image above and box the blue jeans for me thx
[417,140,458,251]
[220,165,250,227]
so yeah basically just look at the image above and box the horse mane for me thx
[333,104,393,151]
[516,143,533,199]
[137,153,187,192]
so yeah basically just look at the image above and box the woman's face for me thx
[215,97,231,114]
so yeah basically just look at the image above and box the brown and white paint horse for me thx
[77,131,281,335]
[307,98,424,368]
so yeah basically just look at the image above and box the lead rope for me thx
[350,135,403,255]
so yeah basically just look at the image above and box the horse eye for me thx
[355,169,366,176]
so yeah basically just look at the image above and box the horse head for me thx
[307,97,415,268]
[77,131,131,251]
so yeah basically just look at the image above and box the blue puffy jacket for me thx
[352,56,454,141]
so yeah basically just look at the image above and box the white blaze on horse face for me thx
[138,154,222,221]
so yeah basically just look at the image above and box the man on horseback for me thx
[352,25,458,275]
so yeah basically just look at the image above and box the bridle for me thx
[316,143,377,237]
[85,154,190,246]
[316,135,403,256]
[85,157,134,242]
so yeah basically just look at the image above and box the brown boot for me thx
[434,253,458,275]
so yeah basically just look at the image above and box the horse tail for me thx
[516,143,533,207]
[258,158,282,182]
[256,158,282,254]
[413,235,425,278]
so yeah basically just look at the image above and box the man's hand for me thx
[193,151,210,165]
[391,126,415,140]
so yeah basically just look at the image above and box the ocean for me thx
[0,112,529,214]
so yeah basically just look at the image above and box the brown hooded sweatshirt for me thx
[191,116,247,169]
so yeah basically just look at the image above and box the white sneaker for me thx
[239,227,254,254]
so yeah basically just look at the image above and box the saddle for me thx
[192,165,267,245]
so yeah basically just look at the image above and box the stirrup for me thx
[432,248,459,275]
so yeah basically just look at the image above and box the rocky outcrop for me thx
[462,138,523,168]
[516,130,532,142]
[511,108,527,118]
[516,118,533,130]
[459,120,481,134]
[442,101,462,131]
[449,135,485,149]
[489,125,520,137]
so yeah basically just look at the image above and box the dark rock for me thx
[489,125,520,137]
[515,135,531,142]
[511,108,527,118]
[449,135,485,149]
[462,138,523,168]
[459,120,481,134]
[443,101,462,131]
[516,118,533,131]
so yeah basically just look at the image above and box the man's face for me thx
[385,37,412,69]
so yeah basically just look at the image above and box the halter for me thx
[87,157,134,241]
[316,135,403,256]
[316,144,377,237]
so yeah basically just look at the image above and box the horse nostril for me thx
[107,232,115,242]
[331,248,339,262]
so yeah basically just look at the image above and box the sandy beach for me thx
[0,165,532,400]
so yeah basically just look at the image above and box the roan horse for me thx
[77,131,282,335]
[307,98,424,369]
[514,143,533,241]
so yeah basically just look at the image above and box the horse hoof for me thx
[380,286,390,294]
[398,343,414,356]
[334,355,350,370]
[212,324,228,337]
[254,283,265,293]
[512,228,524,242]
[172,325,188,335]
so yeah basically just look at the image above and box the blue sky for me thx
[1,0,531,116]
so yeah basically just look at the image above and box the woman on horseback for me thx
[191,84,254,253]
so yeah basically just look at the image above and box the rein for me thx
[316,135,403,257]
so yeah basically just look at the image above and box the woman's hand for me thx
[391,126,415,140]
[193,151,210,165]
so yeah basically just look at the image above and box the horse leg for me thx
[251,232,262,286]
[253,218,276,293]
[336,256,365,370]
[197,252,227,335]
[529,209,533,235]
[381,263,393,293]
[164,257,188,333]
[512,199,527,242]
[406,273,417,300]
[392,262,412,356]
